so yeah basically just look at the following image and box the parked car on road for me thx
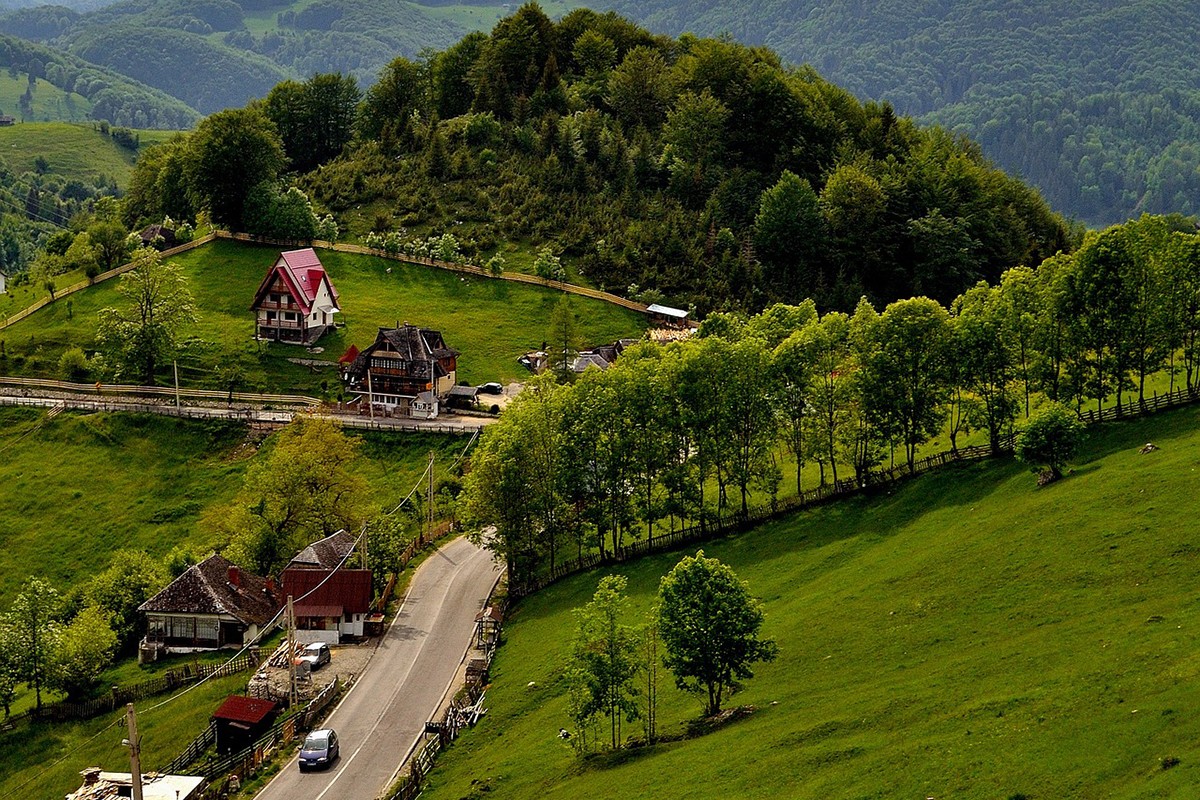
[299,728,339,771]
[479,382,503,394]
[298,642,331,670]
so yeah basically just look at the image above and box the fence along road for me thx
[255,536,500,800]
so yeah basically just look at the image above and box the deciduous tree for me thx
[1015,402,1084,482]
[657,551,776,716]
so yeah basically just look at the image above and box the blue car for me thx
[298,729,340,771]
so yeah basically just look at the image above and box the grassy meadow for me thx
[0,76,91,124]
[421,405,1200,800]
[0,239,647,391]
[0,121,151,185]
[0,406,468,607]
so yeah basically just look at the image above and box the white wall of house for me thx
[0,271,6,294]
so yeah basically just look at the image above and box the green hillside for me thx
[0,121,159,185]
[0,239,647,390]
[0,72,90,121]
[424,404,1200,799]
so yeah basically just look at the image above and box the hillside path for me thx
[256,536,501,800]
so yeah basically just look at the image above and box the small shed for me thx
[138,224,177,250]
[212,695,279,754]
[474,605,502,648]
[645,303,689,328]
[446,384,479,409]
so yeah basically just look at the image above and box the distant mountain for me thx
[0,32,200,127]
[0,0,468,115]
[600,0,1200,226]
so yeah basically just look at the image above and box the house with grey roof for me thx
[340,324,459,418]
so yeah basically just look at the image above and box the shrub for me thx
[58,346,90,381]
[1015,402,1085,482]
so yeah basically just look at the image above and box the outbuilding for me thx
[212,695,279,754]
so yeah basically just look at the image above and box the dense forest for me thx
[126,5,1073,314]
[599,0,1200,225]
[468,213,1200,585]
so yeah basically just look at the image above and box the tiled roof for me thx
[212,695,277,725]
[138,555,280,626]
[288,530,357,570]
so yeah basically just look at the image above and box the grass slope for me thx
[422,405,1200,800]
[0,74,91,122]
[0,671,250,800]
[0,239,646,390]
[0,406,469,606]
[0,121,150,186]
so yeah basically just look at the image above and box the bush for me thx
[1015,402,1085,482]
[58,346,90,381]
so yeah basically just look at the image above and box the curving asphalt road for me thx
[256,536,501,800]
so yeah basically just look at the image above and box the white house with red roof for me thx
[251,248,341,345]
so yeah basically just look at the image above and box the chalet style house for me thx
[138,555,280,659]
[341,325,459,418]
[282,531,373,645]
[251,248,341,345]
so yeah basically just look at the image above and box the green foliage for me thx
[57,345,89,381]
[184,106,286,229]
[566,574,642,750]
[47,605,116,700]
[95,248,196,383]
[265,73,360,172]
[83,550,167,650]
[6,576,60,711]
[244,183,318,241]
[657,550,776,716]
[1015,402,1085,481]
[533,246,563,282]
[219,417,374,575]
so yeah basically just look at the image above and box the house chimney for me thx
[228,565,240,587]
[265,577,277,595]
[80,767,102,786]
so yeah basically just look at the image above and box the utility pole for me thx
[427,450,435,542]
[287,594,297,710]
[124,703,144,800]
[367,368,375,421]
[173,360,180,408]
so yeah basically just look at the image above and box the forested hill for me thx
[0,0,467,114]
[599,0,1200,226]
[130,5,1072,315]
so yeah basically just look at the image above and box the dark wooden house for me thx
[282,531,373,644]
[341,325,459,417]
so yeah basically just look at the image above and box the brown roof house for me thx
[282,531,373,645]
[138,555,281,660]
[251,248,341,345]
[212,695,279,754]
[341,324,459,419]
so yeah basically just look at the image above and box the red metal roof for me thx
[282,568,373,615]
[250,249,339,316]
[212,695,277,725]
[338,344,360,365]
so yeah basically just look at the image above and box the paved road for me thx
[256,537,501,800]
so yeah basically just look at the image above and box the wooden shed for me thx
[212,695,279,754]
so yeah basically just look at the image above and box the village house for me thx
[645,303,690,328]
[137,223,177,250]
[0,268,6,295]
[341,324,459,418]
[281,530,373,645]
[251,248,341,345]
[138,555,281,659]
[519,338,640,375]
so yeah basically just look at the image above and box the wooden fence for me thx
[0,234,217,331]
[15,652,259,726]
[217,231,652,313]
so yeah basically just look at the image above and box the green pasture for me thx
[0,121,146,185]
[0,76,91,125]
[0,239,647,391]
[0,671,249,800]
[422,405,1200,800]
[0,406,467,607]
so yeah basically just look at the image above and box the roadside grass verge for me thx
[419,405,1200,800]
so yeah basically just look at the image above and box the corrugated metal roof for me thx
[212,695,277,724]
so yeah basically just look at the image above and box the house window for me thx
[267,311,276,321]
[284,312,296,322]
[270,293,280,303]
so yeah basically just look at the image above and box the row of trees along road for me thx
[567,553,776,751]
[464,213,1200,588]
